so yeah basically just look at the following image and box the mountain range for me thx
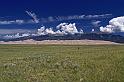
[1,33,124,43]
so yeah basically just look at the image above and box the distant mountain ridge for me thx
[1,33,124,43]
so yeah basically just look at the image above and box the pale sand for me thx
[0,39,120,45]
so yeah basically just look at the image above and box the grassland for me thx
[0,44,124,82]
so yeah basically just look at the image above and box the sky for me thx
[0,0,124,16]
[0,0,124,34]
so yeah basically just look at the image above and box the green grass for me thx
[0,44,124,82]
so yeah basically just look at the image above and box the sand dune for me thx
[0,40,120,45]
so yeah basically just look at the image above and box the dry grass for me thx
[0,45,124,82]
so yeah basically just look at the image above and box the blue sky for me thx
[0,0,124,34]
[0,0,124,16]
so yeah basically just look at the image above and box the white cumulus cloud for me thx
[100,16,124,33]
[56,23,78,34]
[37,23,81,35]
[45,28,56,34]
[37,26,56,35]
[37,26,46,35]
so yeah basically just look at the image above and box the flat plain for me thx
[0,44,124,82]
